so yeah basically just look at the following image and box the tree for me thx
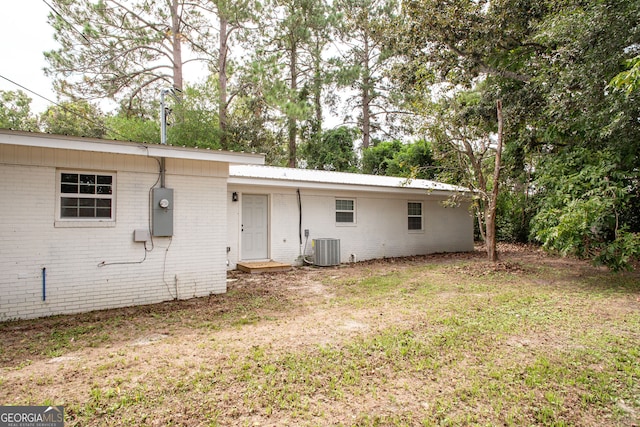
[426,91,504,259]
[530,150,639,271]
[44,0,212,114]
[104,113,160,143]
[390,0,640,268]
[386,139,437,179]
[252,0,330,167]
[361,138,438,179]
[40,101,106,138]
[526,0,640,269]
[167,82,221,148]
[0,90,39,131]
[392,0,546,88]
[361,139,402,175]
[300,126,358,171]
[201,0,259,149]
[301,0,337,138]
[486,99,503,262]
[335,0,399,150]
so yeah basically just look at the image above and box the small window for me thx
[408,202,422,230]
[59,172,114,220]
[336,199,355,224]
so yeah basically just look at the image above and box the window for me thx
[335,199,355,224]
[59,172,114,220]
[408,202,423,230]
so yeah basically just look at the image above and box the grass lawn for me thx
[0,245,639,426]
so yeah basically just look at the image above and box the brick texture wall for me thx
[0,145,228,320]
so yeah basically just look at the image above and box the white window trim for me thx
[55,170,116,228]
[408,201,424,233]
[335,198,356,226]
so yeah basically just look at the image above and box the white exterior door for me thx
[241,194,268,260]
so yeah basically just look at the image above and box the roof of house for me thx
[0,129,265,165]
[229,165,470,195]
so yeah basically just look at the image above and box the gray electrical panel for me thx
[152,188,174,236]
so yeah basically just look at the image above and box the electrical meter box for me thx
[152,188,174,236]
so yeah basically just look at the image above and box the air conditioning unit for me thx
[313,238,340,266]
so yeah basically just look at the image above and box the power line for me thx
[0,73,126,141]
[0,74,57,109]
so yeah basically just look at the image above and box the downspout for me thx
[42,267,46,301]
[297,189,302,256]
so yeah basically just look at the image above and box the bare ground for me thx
[0,244,638,426]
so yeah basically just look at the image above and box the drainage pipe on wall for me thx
[297,188,302,256]
[42,267,46,301]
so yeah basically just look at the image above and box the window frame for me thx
[335,198,356,225]
[407,201,423,232]
[55,170,116,227]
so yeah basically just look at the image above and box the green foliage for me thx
[495,190,530,244]
[531,150,639,270]
[361,140,402,175]
[223,74,288,164]
[532,1,640,160]
[610,55,640,96]
[168,84,221,149]
[39,101,106,138]
[0,90,38,131]
[361,139,437,179]
[252,0,333,165]
[104,114,159,143]
[389,0,640,268]
[595,231,640,272]
[300,126,358,171]
[386,139,437,179]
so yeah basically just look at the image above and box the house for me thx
[0,129,263,320]
[0,129,473,320]
[226,165,474,270]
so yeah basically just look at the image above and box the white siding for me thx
[0,144,228,320]
[226,185,473,269]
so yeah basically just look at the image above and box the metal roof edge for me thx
[0,129,265,165]
[229,165,472,195]
[228,176,468,197]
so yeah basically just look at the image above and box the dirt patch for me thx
[0,245,638,426]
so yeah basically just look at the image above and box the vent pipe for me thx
[160,89,169,188]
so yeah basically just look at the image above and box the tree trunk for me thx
[361,35,371,150]
[312,38,323,136]
[486,99,504,262]
[476,204,486,242]
[288,41,298,168]
[219,14,229,149]
[170,0,183,91]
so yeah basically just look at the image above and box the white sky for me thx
[0,0,58,113]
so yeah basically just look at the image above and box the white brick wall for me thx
[226,185,474,269]
[0,145,228,320]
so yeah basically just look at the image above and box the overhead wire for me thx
[41,0,90,44]
[0,72,167,149]
[0,73,117,138]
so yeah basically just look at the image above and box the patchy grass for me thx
[0,246,639,426]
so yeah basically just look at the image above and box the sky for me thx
[0,1,59,113]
